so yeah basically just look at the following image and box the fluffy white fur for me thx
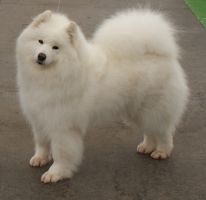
[16,9,189,183]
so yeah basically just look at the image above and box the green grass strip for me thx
[185,0,206,28]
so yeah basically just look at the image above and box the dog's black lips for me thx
[37,60,45,65]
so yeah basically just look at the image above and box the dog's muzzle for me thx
[37,53,46,65]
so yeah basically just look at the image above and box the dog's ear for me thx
[66,21,78,45]
[32,10,52,27]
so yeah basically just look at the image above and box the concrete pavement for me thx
[0,0,206,199]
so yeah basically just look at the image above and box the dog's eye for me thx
[52,46,59,50]
[38,40,43,44]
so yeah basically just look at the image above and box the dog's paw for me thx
[29,155,49,167]
[137,142,154,154]
[41,164,73,183]
[150,150,169,160]
[41,171,63,183]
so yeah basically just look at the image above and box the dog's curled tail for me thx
[93,9,179,60]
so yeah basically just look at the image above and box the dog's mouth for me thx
[35,60,55,69]
[37,60,45,65]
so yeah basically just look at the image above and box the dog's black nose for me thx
[38,53,46,62]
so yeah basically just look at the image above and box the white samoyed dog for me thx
[16,9,189,183]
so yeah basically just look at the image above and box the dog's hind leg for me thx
[136,102,176,160]
[137,128,174,159]
[137,134,156,154]
[150,129,174,159]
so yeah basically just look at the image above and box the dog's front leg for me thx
[41,129,84,183]
[30,125,51,167]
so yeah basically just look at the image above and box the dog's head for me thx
[16,10,80,69]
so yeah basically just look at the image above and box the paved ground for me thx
[0,0,206,199]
